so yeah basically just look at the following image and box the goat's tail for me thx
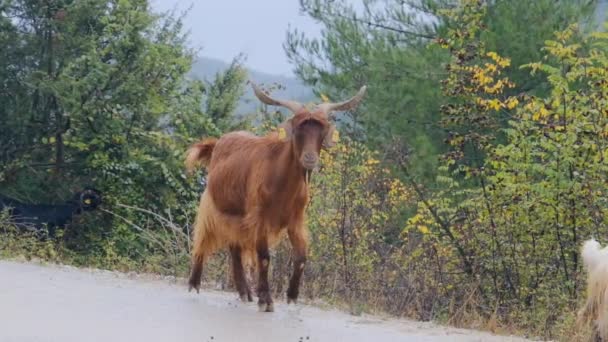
[185,138,218,173]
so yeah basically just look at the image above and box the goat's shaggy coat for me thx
[185,83,366,312]
[579,238,608,340]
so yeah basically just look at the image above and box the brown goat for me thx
[185,83,366,312]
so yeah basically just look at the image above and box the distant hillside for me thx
[189,57,314,117]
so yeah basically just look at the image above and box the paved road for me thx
[0,260,529,342]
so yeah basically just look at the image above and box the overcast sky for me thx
[150,0,322,77]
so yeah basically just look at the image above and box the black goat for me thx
[0,188,102,236]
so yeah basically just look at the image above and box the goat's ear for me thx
[322,124,339,149]
[277,119,293,141]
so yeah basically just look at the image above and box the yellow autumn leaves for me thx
[406,213,433,235]
[453,51,519,113]
[313,139,413,229]
[524,102,551,122]
[476,97,519,111]
[486,51,511,68]
[602,123,608,138]
[320,93,330,103]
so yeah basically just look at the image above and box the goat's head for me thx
[74,187,102,211]
[252,83,366,171]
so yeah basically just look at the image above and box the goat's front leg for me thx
[229,245,253,302]
[256,237,273,312]
[287,224,308,304]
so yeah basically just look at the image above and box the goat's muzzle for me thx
[301,152,318,171]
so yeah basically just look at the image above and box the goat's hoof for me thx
[247,293,254,302]
[188,282,200,294]
[239,293,249,302]
[287,288,299,304]
[258,302,274,312]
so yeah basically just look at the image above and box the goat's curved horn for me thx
[251,83,304,114]
[316,85,367,116]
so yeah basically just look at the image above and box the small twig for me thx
[114,203,189,240]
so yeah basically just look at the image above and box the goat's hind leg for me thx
[229,245,253,302]
[188,250,206,293]
[188,232,215,293]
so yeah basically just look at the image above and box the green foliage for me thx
[202,55,248,131]
[285,0,597,183]
[404,2,608,337]
[0,0,245,266]
[487,22,608,308]
[481,0,597,97]
[437,0,518,174]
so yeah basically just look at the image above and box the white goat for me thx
[578,238,608,340]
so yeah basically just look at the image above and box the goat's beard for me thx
[305,169,312,185]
